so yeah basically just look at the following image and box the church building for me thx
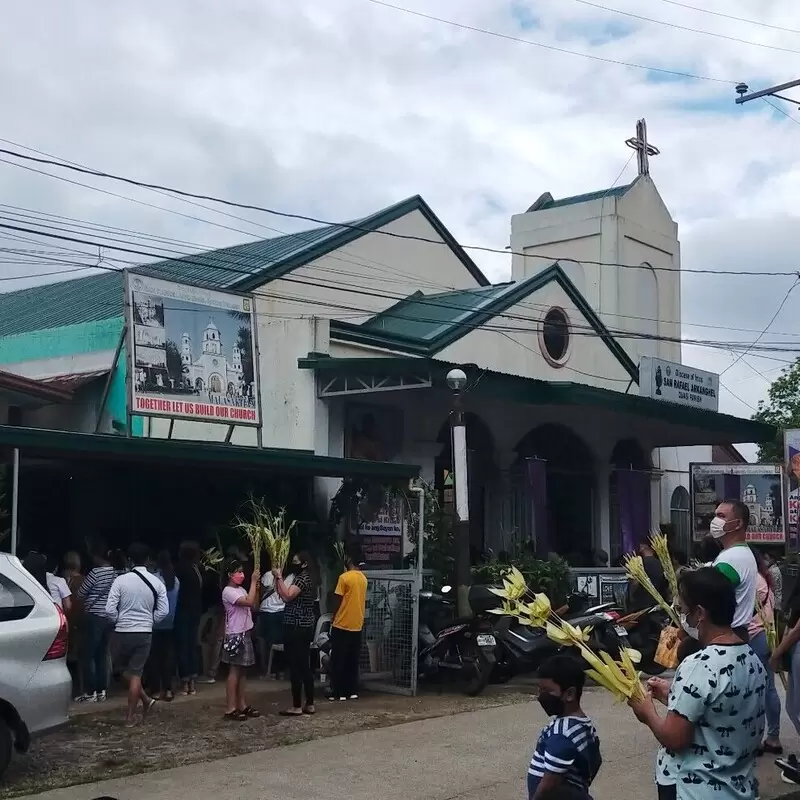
[180,319,244,397]
[0,121,773,562]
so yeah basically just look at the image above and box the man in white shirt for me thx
[46,571,72,613]
[106,542,169,726]
[710,499,757,643]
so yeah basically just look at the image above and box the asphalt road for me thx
[14,690,800,800]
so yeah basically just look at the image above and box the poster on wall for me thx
[343,405,405,568]
[125,273,260,425]
[357,488,405,569]
[690,463,785,544]
[784,430,800,551]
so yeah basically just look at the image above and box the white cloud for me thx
[1,0,800,435]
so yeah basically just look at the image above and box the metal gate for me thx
[361,570,419,695]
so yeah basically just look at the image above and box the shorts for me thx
[112,632,153,677]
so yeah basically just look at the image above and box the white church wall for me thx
[146,311,330,452]
[436,281,633,391]
[254,209,483,324]
[509,177,683,370]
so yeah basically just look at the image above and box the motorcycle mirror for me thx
[441,585,452,594]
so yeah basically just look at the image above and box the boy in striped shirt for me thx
[528,655,602,800]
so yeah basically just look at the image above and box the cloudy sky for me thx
[1,0,800,451]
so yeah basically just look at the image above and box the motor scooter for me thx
[392,584,497,696]
[484,586,632,682]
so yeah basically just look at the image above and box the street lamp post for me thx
[446,368,472,618]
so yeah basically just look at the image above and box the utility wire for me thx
[654,0,800,36]
[571,0,800,55]
[6,202,800,343]
[719,278,800,377]
[762,97,800,125]
[3,220,800,361]
[362,0,735,83]
[0,149,464,295]
[2,145,797,278]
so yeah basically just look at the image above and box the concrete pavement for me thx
[15,690,800,800]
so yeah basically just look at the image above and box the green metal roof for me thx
[0,195,489,337]
[0,271,124,337]
[534,184,631,211]
[0,424,419,480]
[362,283,517,341]
[334,263,640,382]
[297,356,777,447]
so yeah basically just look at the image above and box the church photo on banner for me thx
[125,272,260,425]
[690,463,785,545]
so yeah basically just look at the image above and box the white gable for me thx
[435,279,634,392]
[253,208,484,323]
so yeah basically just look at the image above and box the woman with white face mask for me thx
[630,568,766,800]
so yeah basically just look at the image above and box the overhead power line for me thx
[719,278,800,377]
[6,204,800,347]
[654,0,800,36]
[362,0,734,83]
[571,0,800,54]
[2,218,800,361]
[2,145,798,278]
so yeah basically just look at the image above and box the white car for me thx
[0,553,71,779]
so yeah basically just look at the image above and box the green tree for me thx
[752,358,800,462]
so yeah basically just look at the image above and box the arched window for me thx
[670,485,691,556]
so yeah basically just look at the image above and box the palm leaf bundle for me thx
[649,530,678,603]
[235,496,295,574]
[488,566,644,701]
[200,546,224,573]
[623,554,681,628]
[756,593,788,690]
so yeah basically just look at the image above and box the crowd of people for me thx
[528,499,800,800]
[21,540,369,726]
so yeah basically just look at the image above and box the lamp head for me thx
[446,368,467,392]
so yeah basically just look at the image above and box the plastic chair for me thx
[267,613,333,676]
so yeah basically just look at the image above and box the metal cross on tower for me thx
[625,118,660,176]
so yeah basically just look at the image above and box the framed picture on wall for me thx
[344,404,404,462]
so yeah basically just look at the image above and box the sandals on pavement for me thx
[224,710,247,721]
[242,706,261,718]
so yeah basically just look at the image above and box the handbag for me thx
[654,625,681,669]
[222,632,245,657]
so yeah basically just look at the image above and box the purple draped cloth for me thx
[526,457,548,556]
[617,469,650,554]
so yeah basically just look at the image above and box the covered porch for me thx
[0,423,420,559]
[300,356,776,564]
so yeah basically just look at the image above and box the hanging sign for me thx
[639,357,719,413]
[125,273,260,426]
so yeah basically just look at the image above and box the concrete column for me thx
[650,470,664,530]
[597,461,612,556]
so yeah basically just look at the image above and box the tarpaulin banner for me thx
[690,463,785,544]
[126,273,259,426]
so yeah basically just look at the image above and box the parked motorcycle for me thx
[481,586,633,682]
[392,584,497,696]
[613,606,669,675]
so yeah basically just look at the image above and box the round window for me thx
[541,308,570,364]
